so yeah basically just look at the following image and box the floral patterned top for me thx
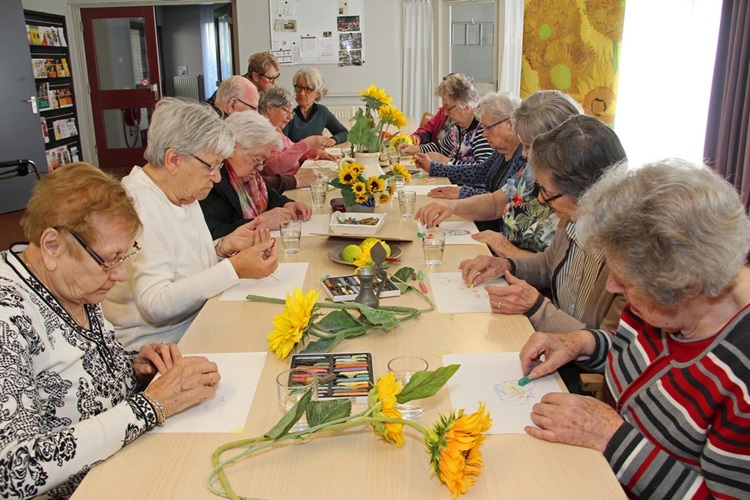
[0,249,158,499]
[500,166,559,253]
[419,118,493,165]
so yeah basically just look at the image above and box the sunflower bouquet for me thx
[348,84,408,153]
[208,366,492,499]
[330,160,393,207]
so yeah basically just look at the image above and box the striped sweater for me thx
[584,305,750,499]
[419,118,493,165]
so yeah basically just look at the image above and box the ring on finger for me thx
[497,301,503,307]
[208,373,214,386]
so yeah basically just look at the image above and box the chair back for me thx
[0,160,41,181]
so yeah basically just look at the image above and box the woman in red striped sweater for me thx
[519,159,750,499]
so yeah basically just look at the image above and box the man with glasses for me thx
[245,52,281,93]
[213,75,259,118]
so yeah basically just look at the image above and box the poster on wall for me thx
[269,0,365,66]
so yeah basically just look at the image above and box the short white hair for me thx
[224,112,281,150]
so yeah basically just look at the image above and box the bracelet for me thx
[216,237,230,258]
[140,391,166,427]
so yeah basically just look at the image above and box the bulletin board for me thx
[269,0,365,67]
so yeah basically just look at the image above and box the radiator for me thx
[327,105,362,123]
[173,75,205,102]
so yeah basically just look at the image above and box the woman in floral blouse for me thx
[0,163,220,498]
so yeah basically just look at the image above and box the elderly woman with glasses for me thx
[245,51,280,92]
[459,114,627,335]
[0,162,220,498]
[519,159,750,498]
[200,111,312,238]
[283,67,348,146]
[260,86,337,176]
[102,98,278,351]
[400,73,493,166]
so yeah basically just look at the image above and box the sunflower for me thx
[378,104,407,129]
[266,288,320,359]
[360,84,392,109]
[368,372,405,447]
[425,403,492,497]
[390,133,413,149]
[354,193,371,205]
[391,163,412,183]
[338,168,357,185]
[367,176,385,193]
[352,182,367,196]
[348,162,365,176]
[378,191,392,205]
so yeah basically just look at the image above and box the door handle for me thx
[24,96,38,114]
[151,84,159,100]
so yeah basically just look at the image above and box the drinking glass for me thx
[398,190,416,219]
[422,229,446,266]
[387,356,429,419]
[310,179,328,210]
[392,174,406,197]
[280,220,302,254]
[276,368,318,431]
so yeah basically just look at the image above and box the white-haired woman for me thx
[200,111,312,238]
[283,67,348,145]
[102,98,278,350]
[401,73,493,166]
[260,86,336,176]
[519,159,750,499]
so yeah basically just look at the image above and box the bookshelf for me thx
[25,10,82,171]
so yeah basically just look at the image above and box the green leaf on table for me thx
[397,364,460,404]
[301,335,343,353]
[315,310,362,333]
[306,399,352,428]
[356,305,399,329]
[391,267,416,294]
[265,387,314,439]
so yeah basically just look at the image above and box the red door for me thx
[81,7,160,176]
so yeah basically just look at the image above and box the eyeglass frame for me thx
[236,97,257,111]
[57,226,141,272]
[260,72,281,82]
[190,154,224,175]
[483,117,511,131]
[443,103,458,112]
[534,181,564,204]
[272,104,294,116]
[293,84,316,94]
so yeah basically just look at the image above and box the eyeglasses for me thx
[534,181,564,204]
[59,227,141,273]
[190,154,224,175]
[273,105,294,116]
[484,117,511,131]
[236,98,257,111]
[294,84,316,94]
[261,72,281,82]
[443,104,457,112]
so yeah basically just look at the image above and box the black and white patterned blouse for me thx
[0,250,158,499]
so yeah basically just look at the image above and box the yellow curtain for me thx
[521,0,625,124]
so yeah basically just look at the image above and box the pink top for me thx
[263,132,316,175]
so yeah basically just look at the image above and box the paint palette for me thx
[290,353,374,404]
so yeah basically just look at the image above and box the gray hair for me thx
[293,67,327,100]
[436,73,479,108]
[215,76,256,108]
[474,91,522,122]
[258,86,295,116]
[224,111,281,150]
[528,115,626,201]
[513,90,583,142]
[577,159,750,306]
[144,97,234,166]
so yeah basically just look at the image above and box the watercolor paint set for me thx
[321,274,401,302]
[290,352,374,404]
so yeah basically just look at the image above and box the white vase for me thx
[339,152,386,179]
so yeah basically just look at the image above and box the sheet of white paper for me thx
[220,262,308,301]
[418,221,481,245]
[403,183,458,195]
[151,352,266,434]
[428,271,507,313]
[301,159,339,170]
[442,352,561,434]
[271,214,330,238]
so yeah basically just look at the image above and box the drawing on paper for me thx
[493,379,536,406]
[436,275,486,300]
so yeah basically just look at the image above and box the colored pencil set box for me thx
[321,274,401,302]
[290,353,374,404]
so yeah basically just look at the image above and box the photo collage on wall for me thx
[337,1,362,67]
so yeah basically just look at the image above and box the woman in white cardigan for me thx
[102,98,278,350]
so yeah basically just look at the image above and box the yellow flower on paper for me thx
[352,181,367,196]
[392,163,412,184]
[266,288,319,360]
[367,176,385,193]
[360,84,392,108]
[378,104,407,129]
[425,403,492,497]
[338,168,356,185]
[368,372,405,447]
[390,133,413,148]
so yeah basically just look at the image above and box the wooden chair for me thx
[579,373,605,401]
[419,111,434,127]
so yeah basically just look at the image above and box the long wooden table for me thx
[74,180,624,499]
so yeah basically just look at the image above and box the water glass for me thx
[388,148,401,166]
[392,174,406,196]
[422,229,446,266]
[387,356,429,420]
[398,190,416,219]
[280,220,302,254]
[276,368,318,431]
[310,179,328,209]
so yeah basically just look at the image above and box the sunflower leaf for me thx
[315,310,361,333]
[301,335,342,353]
[265,387,314,438]
[306,399,352,427]
[397,364,460,404]
[355,305,399,329]
[391,267,415,294]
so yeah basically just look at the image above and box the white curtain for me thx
[200,6,219,100]
[402,0,435,119]
[498,0,524,96]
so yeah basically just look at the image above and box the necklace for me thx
[20,250,90,330]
